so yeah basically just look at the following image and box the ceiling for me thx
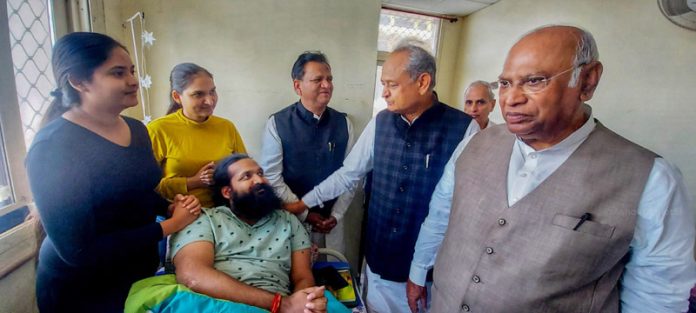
[382,0,500,16]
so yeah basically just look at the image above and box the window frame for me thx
[0,0,74,286]
[372,8,444,116]
[376,8,443,61]
[0,0,71,221]
[0,0,32,219]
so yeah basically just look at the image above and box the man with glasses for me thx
[407,25,695,313]
[260,51,356,255]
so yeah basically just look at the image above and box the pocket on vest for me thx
[551,213,615,239]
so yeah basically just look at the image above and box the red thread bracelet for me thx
[270,293,282,313]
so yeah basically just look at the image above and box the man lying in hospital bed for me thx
[126,154,349,313]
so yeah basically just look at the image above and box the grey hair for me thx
[520,25,599,88]
[392,39,437,90]
[569,28,599,87]
[464,80,495,100]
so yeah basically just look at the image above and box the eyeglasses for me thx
[495,63,585,95]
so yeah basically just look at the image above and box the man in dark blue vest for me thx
[286,42,478,312]
[260,51,355,254]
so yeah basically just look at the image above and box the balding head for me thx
[464,81,496,129]
[507,26,583,79]
[497,25,604,150]
[517,25,599,87]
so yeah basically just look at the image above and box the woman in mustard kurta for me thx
[148,63,247,207]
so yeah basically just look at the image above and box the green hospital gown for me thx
[170,207,310,295]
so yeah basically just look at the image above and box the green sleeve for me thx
[288,212,311,251]
[169,210,215,258]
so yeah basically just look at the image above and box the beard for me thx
[230,183,281,220]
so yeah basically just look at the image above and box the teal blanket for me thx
[126,274,351,313]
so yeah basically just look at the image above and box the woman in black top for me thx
[25,32,201,312]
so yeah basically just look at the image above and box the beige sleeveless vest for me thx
[431,122,656,313]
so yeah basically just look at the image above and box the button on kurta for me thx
[461,304,470,311]
[472,275,481,283]
[485,247,494,254]
[498,218,506,226]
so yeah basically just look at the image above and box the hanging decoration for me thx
[125,12,154,124]
[140,74,152,89]
[142,30,156,47]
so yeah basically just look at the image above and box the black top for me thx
[26,116,168,312]
[273,102,349,216]
[368,101,472,282]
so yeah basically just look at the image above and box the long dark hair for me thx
[41,32,127,127]
[166,63,214,115]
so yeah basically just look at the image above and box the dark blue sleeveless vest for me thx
[274,102,349,216]
[367,101,471,282]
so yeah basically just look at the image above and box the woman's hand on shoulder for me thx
[161,194,201,236]
[177,194,202,215]
[167,194,201,216]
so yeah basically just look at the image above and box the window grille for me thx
[373,9,441,116]
[377,8,440,56]
[7,0,54,148]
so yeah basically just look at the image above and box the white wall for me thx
[102,0,379,156]
[451,0,696,200]
[0,260,38,313]
[98,0,381,268]
[434,19,463,106]
[0,222,39,313]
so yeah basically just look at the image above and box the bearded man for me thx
[169,154,349,313]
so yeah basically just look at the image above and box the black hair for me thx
[166,63,214,115]
[41,32,127,127]
[211,153,251,207]
[290,51,330,80]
